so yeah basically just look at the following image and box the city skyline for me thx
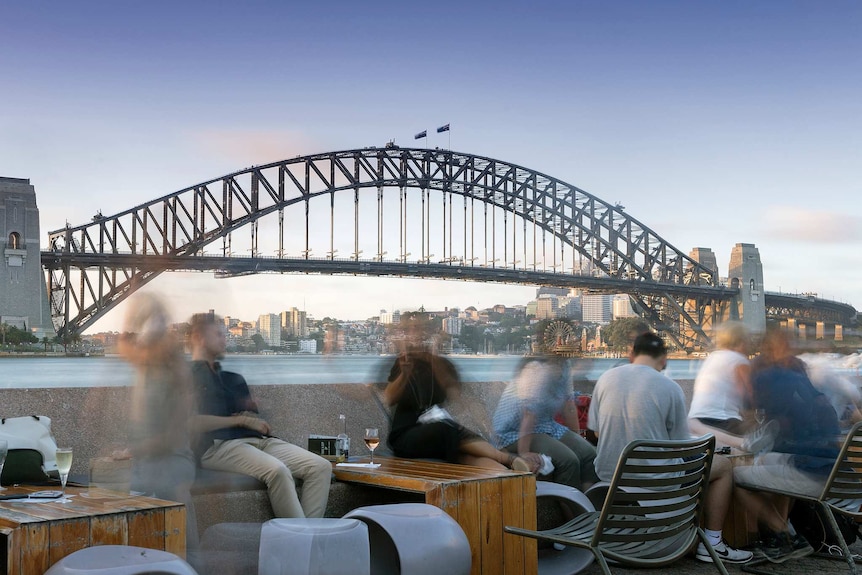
[2,1,860,333]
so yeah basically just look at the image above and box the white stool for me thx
[258,518,369,575]
[44,545,197,575]
[344,503,471,575]
[536,481,596,575]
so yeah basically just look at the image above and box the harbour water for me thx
[0,352,858,390]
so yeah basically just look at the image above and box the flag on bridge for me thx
[437,124,450,133]
[414,130,427,140]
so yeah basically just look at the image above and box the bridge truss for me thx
[44,147,737,349]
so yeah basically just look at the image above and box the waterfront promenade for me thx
[3,374,862,574]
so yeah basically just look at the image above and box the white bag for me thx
[0,415,59,481]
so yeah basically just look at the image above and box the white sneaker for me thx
[696,540,754,564]
[741,419,779,454]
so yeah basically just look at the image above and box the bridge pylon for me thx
[727,243,766,335]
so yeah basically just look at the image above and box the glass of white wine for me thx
[364,428,379,465]
[0,439,7,491]
[56,447,73,502]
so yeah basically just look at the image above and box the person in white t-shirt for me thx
[688,322,754,449]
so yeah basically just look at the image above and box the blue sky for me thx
[2,1,860,332]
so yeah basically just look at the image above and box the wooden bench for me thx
[332,456,538,575]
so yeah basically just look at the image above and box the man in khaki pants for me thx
[189,312,331,518]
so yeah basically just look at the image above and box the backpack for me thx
[789,500,860,551]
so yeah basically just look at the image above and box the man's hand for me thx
[235,413,271,435]
[520,452,545,474]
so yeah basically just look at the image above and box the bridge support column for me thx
[816,321,825,340]
[0,177,56,340]
[836,325,844,341]
[728,243,766,335]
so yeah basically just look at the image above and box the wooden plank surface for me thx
[164,506,187,557]
[0,486,186,575]
[480,478,504,575]
[454,481,481,575]
[91,513,128,546]
[48,518,89,566]
[127,509,165,551]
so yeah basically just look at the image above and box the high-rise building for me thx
[258,313,281,346]
[442,316,463,335]
[0,177,54,339]
[582,294,613,324]
[379,310,401,325]
[535,296,559,320]
[281,307,308,337]
[612,295,637,319]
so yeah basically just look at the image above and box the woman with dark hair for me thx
[385,349,536,471]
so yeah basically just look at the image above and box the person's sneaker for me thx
[787,533,814,559]
[757,531,813,563]
[741,419,780,453]
[695,540,754,563]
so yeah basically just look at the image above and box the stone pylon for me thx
[727,243,766,335]
[1,177,56,339]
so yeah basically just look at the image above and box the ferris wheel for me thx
[543,320,576,352]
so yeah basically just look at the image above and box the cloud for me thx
[764,207,862,243]
[188,129,320,167]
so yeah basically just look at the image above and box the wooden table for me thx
[0,486,186,575]
[332,457,538,575]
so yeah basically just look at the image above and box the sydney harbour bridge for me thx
[40,146,857,350]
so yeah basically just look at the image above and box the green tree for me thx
[251,333,267,352]
[459,324,483,354]
[604,317,651,351]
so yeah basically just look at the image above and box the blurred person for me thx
[385,348,537,471]
[588,332,754,564]
[807,364,862,429]
[493,355,598,490]
[189,312,331,518]
[688,321,756,449]
[731,328,842,561]
[118,293,199,551]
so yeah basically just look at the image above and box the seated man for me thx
[189,312,332,518]
[493,355,598,490]
[588,332,753,564]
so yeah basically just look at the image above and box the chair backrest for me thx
[592,434,716,558]
[820,421,862,508]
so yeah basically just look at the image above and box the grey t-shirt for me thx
[588,363,690,482]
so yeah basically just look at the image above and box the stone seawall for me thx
[0,380,702,477]
[7,374,862,477]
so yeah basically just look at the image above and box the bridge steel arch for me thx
[43,147,736,348]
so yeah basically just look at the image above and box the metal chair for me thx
[737,421,862,575]
[506,434,728,575]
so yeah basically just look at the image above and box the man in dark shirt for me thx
[189,312,331,518]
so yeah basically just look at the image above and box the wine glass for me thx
[364,428,379,465]
[56,447,73,502]
[754,409,766,428]
[0,440,7,491]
